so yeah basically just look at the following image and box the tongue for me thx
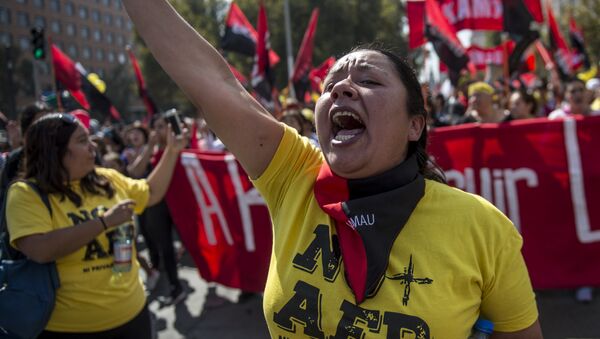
[337,128,364,136]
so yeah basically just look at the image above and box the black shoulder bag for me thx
[0,180,60,339]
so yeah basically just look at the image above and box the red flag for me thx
[309,56,336,93]
[407,0,426,48]
[127,46,158,121]
[291,8,319,83]
[51,44,90,110]
[221,2,280,66]
[251,3,275,110]
[425,0,469,85]
[546,2,572,79]
[291,8,319,102]
[523,0,543,23]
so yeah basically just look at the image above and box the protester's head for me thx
[433,94,445,114]
[586,78,600,101]
[150,113,168,145]
[102,151,126,174]
[509,91,537,120]
[100,126,125,154]
[23,113,114,206]
[315,44,443,182]
[565,78,587,114]
[279,111,304,135]
[125,123,149,148]
[300,108,316,135]
[19,101,51,135]
[468,81,495,116]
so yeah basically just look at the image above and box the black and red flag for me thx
[51,44,90,110]
[251,3,276,111]
[424,0,469,85]
[76,63,122,121]
[51,43,121,120]
[291,8,319,103]
[569,17,591,72]
[503,0,540,76]
[546,4,573,79]
[127,46,158,121]
[221,2,280,66]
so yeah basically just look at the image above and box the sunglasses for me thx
[57,113,77,124]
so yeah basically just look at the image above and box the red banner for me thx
[437,0,504,31]
[429,116,600,289]
[467,45,504,70]
[164,151,272,292]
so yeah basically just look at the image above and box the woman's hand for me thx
[102,199,136,228]
[165,124,190,154]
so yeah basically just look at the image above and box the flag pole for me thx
[283,0,296,99]
[47,37,63,112]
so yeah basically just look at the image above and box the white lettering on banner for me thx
[467,49,503,66]
[442,2,457,24]
[223,154,267,252]
[457,0,471,21]
[181,154,234,246]
[446,167,538,231]
[563,118,598,243]
[441,0,503,25]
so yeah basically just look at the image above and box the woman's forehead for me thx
[328,50,392,77]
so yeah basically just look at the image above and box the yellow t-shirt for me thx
[7,167,150,333]
[253,126,538,338]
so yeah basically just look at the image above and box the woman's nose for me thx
[331,79,357,101]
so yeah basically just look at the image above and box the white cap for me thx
[586,78,600,91]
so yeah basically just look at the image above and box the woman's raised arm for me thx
[122,0,284,178]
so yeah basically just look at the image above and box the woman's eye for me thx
[360,79,379,85]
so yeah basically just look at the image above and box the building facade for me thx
[1,0,135,116]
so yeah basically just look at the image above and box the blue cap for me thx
[474,318,494,334]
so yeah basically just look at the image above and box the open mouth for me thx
[331,111,365,143]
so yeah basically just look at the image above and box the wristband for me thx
[99,216,108,231]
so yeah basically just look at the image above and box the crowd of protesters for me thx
[0,56,598,336]
[424,76,599,128]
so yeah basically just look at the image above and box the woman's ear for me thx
[408,115,425,141]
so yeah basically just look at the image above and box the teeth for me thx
[334,134,354,142]
[332,111,363,125]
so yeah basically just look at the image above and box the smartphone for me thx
[164,109,182,135]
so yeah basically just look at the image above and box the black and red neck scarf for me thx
[314,154,425,304]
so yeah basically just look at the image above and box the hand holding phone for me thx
[164,109,182,135]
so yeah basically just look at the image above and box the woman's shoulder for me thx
[95,167,124,179]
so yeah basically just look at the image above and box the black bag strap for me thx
[0,180,52,260]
